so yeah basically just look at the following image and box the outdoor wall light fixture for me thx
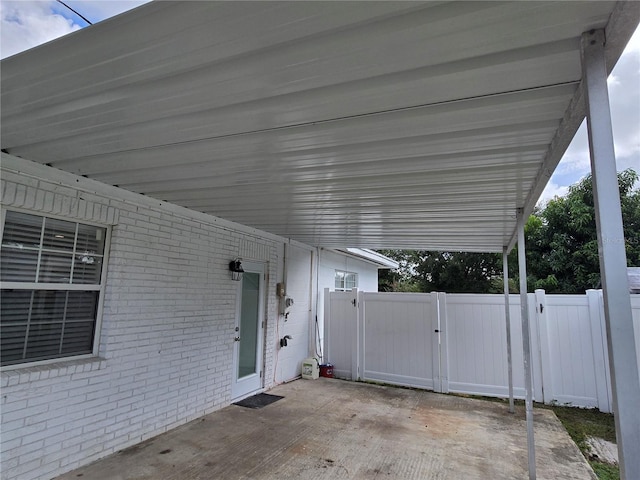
[229,258,244,281]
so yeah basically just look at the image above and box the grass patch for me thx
[549,405,616,447]
[590,462,619,480]
[548,405,617,480]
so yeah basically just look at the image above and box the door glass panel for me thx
[238,272,260,379]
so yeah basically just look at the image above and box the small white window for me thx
[335,270,358,291]
[0,210,108,367]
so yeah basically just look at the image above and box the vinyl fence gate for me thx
[324,288,640,413]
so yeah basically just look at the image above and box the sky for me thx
[1,0,638,205]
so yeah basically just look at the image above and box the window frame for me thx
[334,269,358,292]
[0,207,111,370]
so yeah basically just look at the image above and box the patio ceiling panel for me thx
[1,1,638,252]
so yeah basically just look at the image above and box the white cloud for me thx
[556,122,590,174]
[63,1,150,23]
[0,0,150,59]
[548,24,640,195]
[608,32,640,164]
[607,73,621,87]
[538,181,570,206]
[624,23,640,54]
[1,1,80,59]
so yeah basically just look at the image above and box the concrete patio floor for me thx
[56,379,595,480]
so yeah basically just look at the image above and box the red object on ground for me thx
[319,364,334,378]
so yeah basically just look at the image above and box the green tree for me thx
[516,168,639,293]
[378,250,502,293]
[377,250,421,292]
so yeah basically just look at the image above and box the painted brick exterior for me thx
[1,161,282,480]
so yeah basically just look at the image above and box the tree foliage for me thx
[378,250,503,293]
[379,169,639,294]
[515,168,639,293]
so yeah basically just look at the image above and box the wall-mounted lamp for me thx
[229,259,244,281]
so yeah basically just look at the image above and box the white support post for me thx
[502,248,514,414]
[353,288,360,381]
[357,289,364,381]
[430,292,442,392]
[581,29,640,479]
[437,292,449,394]
[517,209,536,480]
[586,289,612,413]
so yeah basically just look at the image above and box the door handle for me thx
[234,336,241,342]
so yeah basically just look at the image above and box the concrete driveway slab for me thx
[55,379,595,480]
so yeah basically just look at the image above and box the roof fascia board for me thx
[328,249,394,269]
[334,248,399,269]
[506,1,640,252]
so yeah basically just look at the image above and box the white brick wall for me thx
[1,158,283,480]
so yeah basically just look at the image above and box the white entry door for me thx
[231,261,265,400]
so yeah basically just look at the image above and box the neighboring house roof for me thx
[0,2,637,252]
[629,267,640,293]
[333,248,399,270]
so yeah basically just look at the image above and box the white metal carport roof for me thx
[1,1,638,252]
[2,3,640,477]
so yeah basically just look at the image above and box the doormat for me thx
[233,393,284,409]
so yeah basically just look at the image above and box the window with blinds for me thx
[1,210,107,366]
[335,270,358,291]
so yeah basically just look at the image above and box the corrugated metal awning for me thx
[1,1,638,251]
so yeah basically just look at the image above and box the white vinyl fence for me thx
[324,288,640,413]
